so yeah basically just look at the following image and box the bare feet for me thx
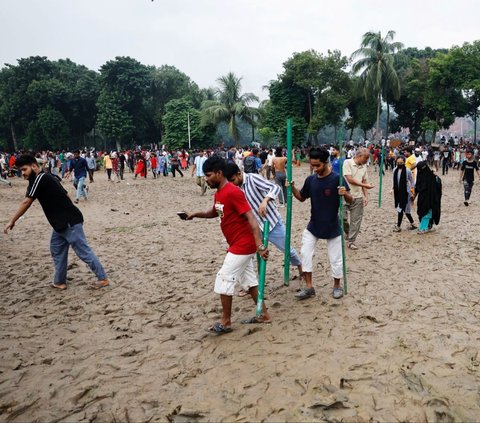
[51,283,67,290]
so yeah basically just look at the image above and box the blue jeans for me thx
[61,162,66,179]
[265,220,302,266]
[50,223,107,284]
[74,176,87,200]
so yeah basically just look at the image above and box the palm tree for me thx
[202,72,259,147]
[351,30,403,140]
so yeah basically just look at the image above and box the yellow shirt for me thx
[343,158,369,199]
[405,155,416,179]
[103,155,112,169]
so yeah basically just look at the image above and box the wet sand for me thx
[1,164,479,422]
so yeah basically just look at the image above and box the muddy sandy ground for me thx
[1,164,479,422]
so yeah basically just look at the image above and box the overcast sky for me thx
[2,0,479,100]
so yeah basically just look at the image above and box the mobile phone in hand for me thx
[177,212,188,220]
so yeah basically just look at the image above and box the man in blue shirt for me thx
[291,147,352,300]
[191,150,208,195]
[68,150,89,204]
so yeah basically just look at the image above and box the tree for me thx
[201,72,259,147]
[97,56,151,149]
[346,78,377,140]
[96,90,134,151]
[351,30,403,140]
[162,98,216,150]
[0,56,99,150]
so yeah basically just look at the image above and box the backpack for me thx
[243,156,257,173]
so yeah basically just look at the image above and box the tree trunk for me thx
[375,91,381,140]
[349,127,354,141]
[334,125,337,145]
[116,139,122,152]
[386,102,390,139]
[10,121,18,151]
[307,91,312,124]
[474,107,478,144]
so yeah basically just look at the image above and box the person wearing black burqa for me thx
[392,156,417,232]
[414,161,442,234]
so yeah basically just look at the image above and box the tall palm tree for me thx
[202,72,259,147]
[351,30,403,140]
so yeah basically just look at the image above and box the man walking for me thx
[185,156,271,333]
[4,154,109,290]
[191,150,208,195]
[68,150,89,204]
[290,147,352,300]
[86,152,96,183]
[459,149,480,206]
[342,147,374,250]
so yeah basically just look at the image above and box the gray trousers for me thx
[343,197,364,243]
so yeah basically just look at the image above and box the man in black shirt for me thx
[459,149,480,206]
[4,155,109,290]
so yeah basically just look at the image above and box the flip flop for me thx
[240,316,272,324]
[50,283,67,290]
[207,322,232,334]
[90,280,109,290]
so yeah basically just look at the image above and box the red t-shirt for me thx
[213,182,256,255]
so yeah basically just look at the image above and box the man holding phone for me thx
[183,156,271,334]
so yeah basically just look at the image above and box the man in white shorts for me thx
[185,156,271,334]
[291,147,352,300]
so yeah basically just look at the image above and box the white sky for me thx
[2,0,479,101]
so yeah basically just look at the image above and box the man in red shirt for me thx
[185,156,271,334]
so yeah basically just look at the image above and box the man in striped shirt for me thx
[225,163,302,279]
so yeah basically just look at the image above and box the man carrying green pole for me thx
[290,147,353,301]
[283,118,293,286]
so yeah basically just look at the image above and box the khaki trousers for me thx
[343,197,364,243]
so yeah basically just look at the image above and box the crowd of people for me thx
[2,137,480,333]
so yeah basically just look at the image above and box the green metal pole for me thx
[338,129,348,295]
[283,118,293,286]
[256,220,270,318]
[378,144,385,208]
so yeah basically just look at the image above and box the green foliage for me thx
[346,80,377,139]
[97,57,151,148]
[162,98,216,150]
[351,30,403,139]
[96,89,134,149]
[262,49,349,145]
[201,72,259,147]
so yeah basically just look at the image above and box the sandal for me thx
[207,322,232,334]
[238,289,249,297]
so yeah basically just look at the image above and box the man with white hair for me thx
[342,147,374,250]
